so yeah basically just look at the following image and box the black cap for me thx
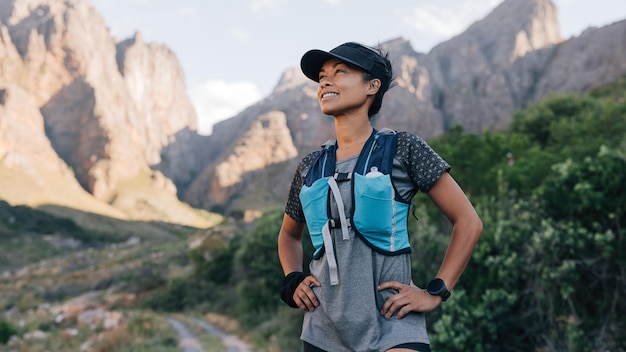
[300,42,391,86]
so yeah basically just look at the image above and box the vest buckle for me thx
[333,172,352,182]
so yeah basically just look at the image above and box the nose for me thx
[319,78,332,88]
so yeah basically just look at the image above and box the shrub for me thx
[0,319,17,344]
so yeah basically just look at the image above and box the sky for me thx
[89,0,626,135]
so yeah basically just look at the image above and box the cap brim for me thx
[300,49,335,82]
[300,49,369,83]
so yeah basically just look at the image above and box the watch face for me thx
[427,278,444,293]
[427,278,450,301]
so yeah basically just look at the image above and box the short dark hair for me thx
[348,43,395,118]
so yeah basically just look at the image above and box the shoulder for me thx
[296,149,322,177]
[394,131,449,167]
[396,131,426,146]
[300,150,322,167]
[394,131,430,159]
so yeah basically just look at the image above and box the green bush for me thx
[0,318,17,344]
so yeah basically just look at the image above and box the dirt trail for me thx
[167,318,204,352]
[167,317,252,352]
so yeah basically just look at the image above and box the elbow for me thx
[458,212,483,243]
[472,214,483,242]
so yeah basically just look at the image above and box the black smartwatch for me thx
[426,278,451,301]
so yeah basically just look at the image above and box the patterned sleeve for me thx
[284,151,319,223]
[396,132,450,193]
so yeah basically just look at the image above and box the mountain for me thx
[0,0,216,227]
[0,0,625,222]
[187,0,626,214]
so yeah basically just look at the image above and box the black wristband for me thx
[280,271,308,308]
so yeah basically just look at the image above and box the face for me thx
[317,59,379,117]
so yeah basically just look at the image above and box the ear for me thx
[367,79,381,95]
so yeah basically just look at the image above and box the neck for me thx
[334,113,373,159]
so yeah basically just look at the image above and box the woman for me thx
[277,42,482,352]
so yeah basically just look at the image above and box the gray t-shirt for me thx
[285,132,450,351]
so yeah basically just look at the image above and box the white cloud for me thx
[190,79,263,135]
[130,0,153,5]
[230,27,251,42]
[249,0,287,15]
[175,6,198,18]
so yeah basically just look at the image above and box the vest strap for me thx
[321,223,339,285]
[324,176,351,286]
[327,177,350,240]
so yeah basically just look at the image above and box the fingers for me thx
[379,282,441,319]
[379,290,407,319]
[294,277,320,312]
[377,280,402,291]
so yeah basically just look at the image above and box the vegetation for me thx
[0,319,17,344]
[420,87,626,350]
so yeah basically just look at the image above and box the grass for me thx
[0,163,224,231]
[4,310,181,352]
[0,196,220,351]
[0,229,200,351]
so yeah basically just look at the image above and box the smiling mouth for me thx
[321,92,338,99]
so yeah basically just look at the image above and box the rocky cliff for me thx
[0,0,625,221]
[0,0,216,227]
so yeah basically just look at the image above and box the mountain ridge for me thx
[0,0,625,222]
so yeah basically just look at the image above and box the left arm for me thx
[427,172,483,291]
[379,172,482,318]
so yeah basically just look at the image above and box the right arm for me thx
[278,153,321,311]
[277,214,306,275]
[277,214,320,311]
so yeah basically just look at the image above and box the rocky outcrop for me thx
[115,32,198,165]
[424,0,562,131]
[3,0,142,198]
[0,83,75,182]
[533,20,626,97]
[0,82,125,218]
[186,111,298,211]
[0,0,212,226]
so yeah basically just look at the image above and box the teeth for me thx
[323,92,338,98]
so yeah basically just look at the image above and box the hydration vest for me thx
[299,129,411,285]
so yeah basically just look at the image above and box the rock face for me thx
[185,110,298,211]
[533,20,626,97]
[0,82,74,182]
[0,82,125,217]
[424,0,562,131]
[0,0,625,219]
[0,0,212,226]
